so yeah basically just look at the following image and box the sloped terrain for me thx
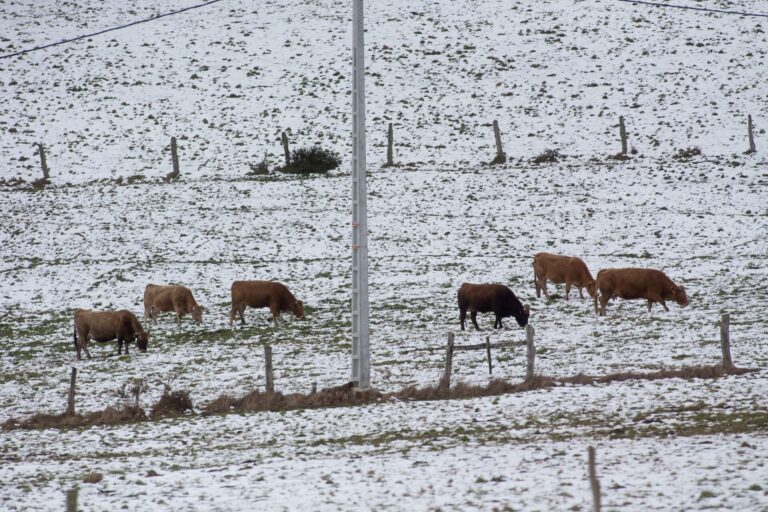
[1,0,767,510]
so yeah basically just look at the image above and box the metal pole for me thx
[351,0,370,389]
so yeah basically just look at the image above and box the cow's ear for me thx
[523,304,530,313]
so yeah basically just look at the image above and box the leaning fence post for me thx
[525,324,535,381]
[170,136,180,176]
[386,123,394,166]
[485,336,493,375]
[490,120,507,165]
[439,332,455,391]
[66,367,77,416]
[281,131,290,166]
[720,313,733,369]
[264,345,275,393]
[588,446,601,512]
[747,115,756,153]
[37,143,50,180]
[619,116,628,155]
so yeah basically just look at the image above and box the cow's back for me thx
[598,268,659,299]
[232,280,289,308]
[534,252,570,282]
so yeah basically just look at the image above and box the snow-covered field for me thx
[1,0,767,510]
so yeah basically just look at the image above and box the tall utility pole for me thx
[351,0,370,388]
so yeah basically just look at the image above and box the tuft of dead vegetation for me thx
[82,472,103,484]
[672,146,702,161]
[531,148,563,164]
[556,363,756,386]
[150,374,193,418]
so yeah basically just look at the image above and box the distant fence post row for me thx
[16,114,759,183]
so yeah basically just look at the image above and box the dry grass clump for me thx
[204,395,237,414]
[557,363,756,386]
[82,472,103,484]
[151,390,193,419]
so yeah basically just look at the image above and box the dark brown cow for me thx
[230,280,305,326]
[73,309,149,360]
[594,268,689,316]
[533,252,596,300]
[143,284,204,324]
[458,283,530,331]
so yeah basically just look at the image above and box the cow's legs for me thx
[578,287,584,299]
[647,300,653,313]
[238,304,246,325]
[270,304,281,323]
[78,334,92,360]
[660,299,669,312]
[565,282,571,300]
[599,295,609,316]
[470,310,481,330]
[539,278,549,298]
[459,307,467,331]
[534,271,541,298]
[494,315,504,329]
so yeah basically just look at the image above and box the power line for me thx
[617,0,768,18]
[0,0,225,60]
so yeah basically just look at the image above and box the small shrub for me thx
[673,146,702,161]
[248,153,270,175]
[82,473,103,484]
[279,146,341,174]
[531,149,562,164]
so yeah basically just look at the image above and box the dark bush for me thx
[672,146,702,161]
[531,148,562,164]
[280,146,341,174]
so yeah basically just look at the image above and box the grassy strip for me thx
[3,364,759,431]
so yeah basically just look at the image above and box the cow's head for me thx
[136,331,149,352]
[516,304,531,327]
[586,281,597,299]
[291,300,305,319]
[674,286,689,307]
[191,305,204,324]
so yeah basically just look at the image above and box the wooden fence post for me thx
[311,382,317,395]
[66,487,78,512]
[748,115,756,153]
[264,345,275,393]
[485,336,493,375]
[66,367,77,416]
[386,123,394,166]
[170,137,180,176]
[439,332,455,391]
[619,116,627,155]
[281,131,290,166]
[526,324,535,380]
[720,313,733,369]
[588,446,601,512]
[490,120,506,165]
[37,143,50,180]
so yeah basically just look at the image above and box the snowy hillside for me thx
[1,0,767,510]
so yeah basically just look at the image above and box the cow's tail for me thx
[73,318,78,351]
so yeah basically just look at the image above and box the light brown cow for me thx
[533,252,596,300]
[594,268,689,316]
[73,309,149,360]
[143,284,204,324]
[230,280,305,326]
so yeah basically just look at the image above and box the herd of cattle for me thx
[71,253,688,359]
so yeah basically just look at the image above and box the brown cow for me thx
[594,268,689,316]
[143,284,204,324]
[230,280,305,326]
[534,252,596,300]
[458,283,530,331]
[73,309,149,360]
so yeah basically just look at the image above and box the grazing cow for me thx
[594,268,689,316]
[230,280,305,326]
[533,252,596,300]
[458,283,530,331]
[143,284,204,324]
[73,309,149,360]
